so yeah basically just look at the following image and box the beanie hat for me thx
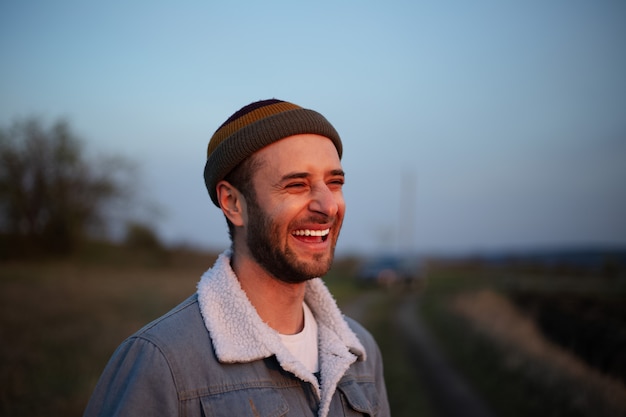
[204,99,343,207]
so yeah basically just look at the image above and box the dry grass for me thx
[450,289,626,417]
[6,255,621,417]
[0,256,215,416]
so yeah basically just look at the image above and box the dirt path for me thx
[342,292,496,417]
[394,294,495,417]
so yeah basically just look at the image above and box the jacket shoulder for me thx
[132,293,212,356]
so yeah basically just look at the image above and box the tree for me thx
[124,221,163,252]
[0,117,135,257]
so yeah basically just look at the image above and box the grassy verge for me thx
[365,289,436,417]
[418,267,621,417]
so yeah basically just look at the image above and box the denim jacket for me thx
[84,251,390,417]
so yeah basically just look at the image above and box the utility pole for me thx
[398,170,417,254]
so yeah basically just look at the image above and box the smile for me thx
[292,228,330,238]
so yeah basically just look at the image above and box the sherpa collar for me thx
[196,250,366,417]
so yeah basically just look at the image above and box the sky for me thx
[1,1,625,255]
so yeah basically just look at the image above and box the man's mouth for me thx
[291,228,330,242]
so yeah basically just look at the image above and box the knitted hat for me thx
[204,99,343,207]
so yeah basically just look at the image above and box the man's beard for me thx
[245,196,339,284]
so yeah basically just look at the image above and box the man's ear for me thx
[216,180,245,226]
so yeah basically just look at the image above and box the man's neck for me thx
[231,252,307,335]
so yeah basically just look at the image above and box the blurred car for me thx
[355,255,425,288]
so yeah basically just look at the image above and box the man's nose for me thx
[309,184,340,217]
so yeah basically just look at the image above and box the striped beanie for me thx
[204,99,343,207]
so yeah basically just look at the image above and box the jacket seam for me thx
[177,380,304,401]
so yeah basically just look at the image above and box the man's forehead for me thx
[254,134,342,176]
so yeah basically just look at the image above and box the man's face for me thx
[243,134,345,283]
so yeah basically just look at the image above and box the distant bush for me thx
[124,222,163,251]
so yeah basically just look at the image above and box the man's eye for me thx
[286,182,306,189]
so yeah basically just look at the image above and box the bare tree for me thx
[0,117,135,257]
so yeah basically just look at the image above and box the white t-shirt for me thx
[279,302,319,373]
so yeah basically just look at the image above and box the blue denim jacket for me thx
[84,252,390,417]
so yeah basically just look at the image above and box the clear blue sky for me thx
[2,1,625,255]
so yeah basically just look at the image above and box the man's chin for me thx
[279,256,334,283]
[300,255,334,278]
[251,239,337,284]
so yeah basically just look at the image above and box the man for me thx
[84,99,390,417]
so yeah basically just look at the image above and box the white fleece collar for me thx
[196,250,366,417]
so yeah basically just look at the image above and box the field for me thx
[418,266,626,417]
[0,250,216,416]
[1,251,624,416]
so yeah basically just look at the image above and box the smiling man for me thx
[83,99,390,417]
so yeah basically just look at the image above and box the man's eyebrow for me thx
[280,172,310,181]
[280,169,345,182]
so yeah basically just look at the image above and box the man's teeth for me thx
[292,229,330,237]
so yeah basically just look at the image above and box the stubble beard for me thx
[245,196,340,284]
